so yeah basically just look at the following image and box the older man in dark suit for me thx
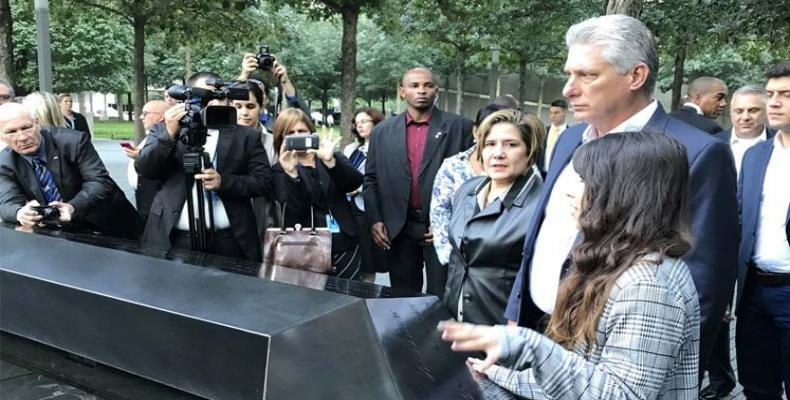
[136,72,271,262]
[671,76,728,134]
[0,102,139,239]
[364,67,474,296]
[504,15,739,376]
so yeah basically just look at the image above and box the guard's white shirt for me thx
[544,123,569,171]
[753,133,790,273]
[176,129,231,230]
[530,100,658,314]
[730,127,767,175]
[683,102,704,115]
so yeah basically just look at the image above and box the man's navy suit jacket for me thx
[735,137,790,311]
[504,104,739,368]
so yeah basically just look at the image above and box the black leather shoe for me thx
[699,384,734,399]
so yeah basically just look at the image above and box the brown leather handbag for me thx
[263,202,333,274]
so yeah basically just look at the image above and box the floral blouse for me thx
[430,146,480,265]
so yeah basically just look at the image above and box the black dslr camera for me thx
[167,80,249,147]
[33,205,60,223]
[255,44,276,71]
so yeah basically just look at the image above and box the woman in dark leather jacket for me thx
[443,109,545,325]
[271,108,364,280]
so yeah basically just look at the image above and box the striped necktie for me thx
[31,158,63,203]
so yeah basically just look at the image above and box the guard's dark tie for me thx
[32,158,63,204]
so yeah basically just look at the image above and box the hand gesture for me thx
[16,200,42,227]
[308,130,337,167]
[195,168,222,191]
[122,145,140,160]
[438,320,503,374]
[164,104,187,139]
[272,60,289,85]
[278,142,299,178]
[239,53,258,81]
[48,201,75,223]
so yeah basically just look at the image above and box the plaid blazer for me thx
[482,257,700,399]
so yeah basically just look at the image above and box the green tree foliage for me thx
[10,0,132,94]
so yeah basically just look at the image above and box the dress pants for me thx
[170,228,248,260]
[706,317,736,394]
[388,218,445,297]
[736,278,790,399]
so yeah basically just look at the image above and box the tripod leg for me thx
[185,175,198,251]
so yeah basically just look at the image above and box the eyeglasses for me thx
[141,111,162,117]
[0,94,12,101]
[2,124,36,138]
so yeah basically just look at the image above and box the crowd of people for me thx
[1,12,789,399]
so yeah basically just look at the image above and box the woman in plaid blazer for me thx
[440,132,700,399]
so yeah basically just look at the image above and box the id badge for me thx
[325,213,340,233]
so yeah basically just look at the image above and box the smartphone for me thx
[120,142,134,150]
[285,134,319,151]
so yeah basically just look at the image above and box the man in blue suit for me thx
[735,60,790,399]
[504,14,739,373]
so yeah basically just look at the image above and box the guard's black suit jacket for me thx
[135,123,271,261]
[363,106,474,240]
[0,127,139,239]
[65,112,91,137]
[670,105,723,134]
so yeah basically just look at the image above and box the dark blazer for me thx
[714,126,777,143]
[735,138,789,310]
[363,106,474,239]
[272,152,363,250]
[0,127,139,239]
[671,105,723,134]
[505,103,739,369]
[65,112,91,137]
[444,169,543,326]
[136,124,271,261]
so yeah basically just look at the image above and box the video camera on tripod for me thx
[166,80,249,147]
[165,79,248,252]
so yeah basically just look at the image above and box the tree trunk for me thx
[605,0,644,16]
[322,89,328,126]
[126,92,133,122]
[339,6,359,147]
[367,98,371,107]
[441,75,449,111]
[671,44,686,111]
[132,15,146,142]
[0,0,13,85]
[381,93,386,115]
[518,55,528,108]
[184,46,192,82]
[455,51,466,115]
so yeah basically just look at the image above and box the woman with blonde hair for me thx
[23,92,66,129]
[443,109,544,326]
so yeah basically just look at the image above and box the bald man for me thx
[125,100,169,221]
[671,76,728,134]
[364,67,474,295]
[0,103,139,238]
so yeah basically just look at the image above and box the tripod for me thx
[182,148,215,252]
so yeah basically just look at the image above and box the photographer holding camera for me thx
[237,47,308,132]
[0,103,139,239]
[272,108,365,280]
[135,72,272,261]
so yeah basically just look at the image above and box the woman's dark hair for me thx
[545,131,693,349]
[474,103,509,127]
[351,108,385,144]
[237,81,265,107]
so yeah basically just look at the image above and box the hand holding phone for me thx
[120,142,134,150]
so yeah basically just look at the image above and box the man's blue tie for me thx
[32,158,63,204]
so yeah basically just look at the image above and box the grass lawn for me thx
[93,121,135,140]
[92,121,343,142]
